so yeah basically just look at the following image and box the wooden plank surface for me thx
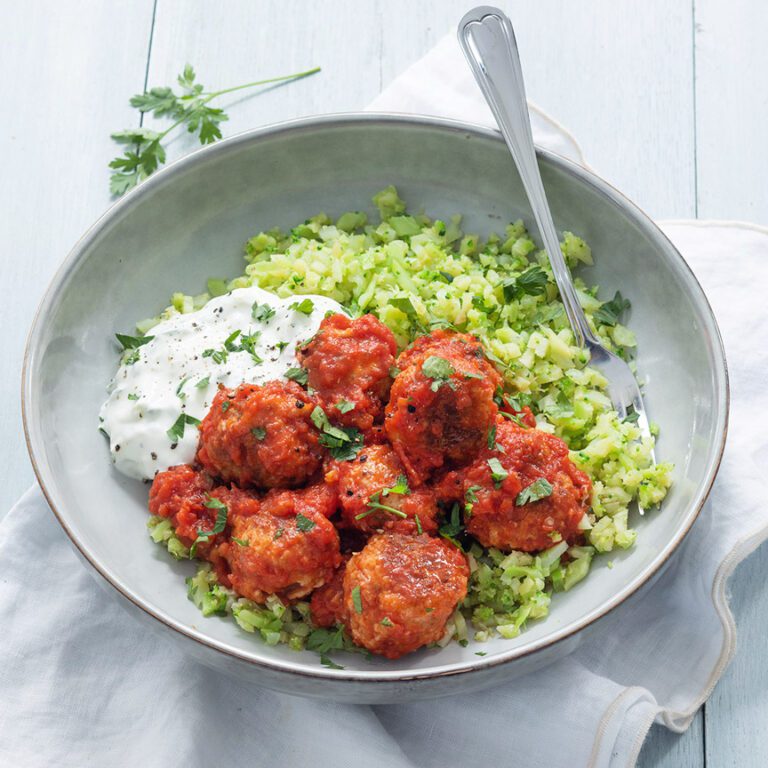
[5,0,768,764]
[0,0,156,517]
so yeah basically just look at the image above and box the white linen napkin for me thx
[2,35,767,768]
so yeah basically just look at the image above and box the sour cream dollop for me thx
[99,286,344,480]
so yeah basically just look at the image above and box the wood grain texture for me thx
[705,541,768,766]
[0,0,156,517]
[695,0,768,224]
[3,1,767,764]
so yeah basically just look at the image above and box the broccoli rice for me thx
[141,186,672,654]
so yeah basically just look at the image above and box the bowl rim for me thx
[21,111,730,684]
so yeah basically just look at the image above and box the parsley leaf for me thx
[285,367,308,385]
[320,654,344,670]
[335,399,355,414]
[251,302,276,323]
[250,426,267,441]
[355,491,408,520]
[439,502,464,543]
[196,376,210,389]
[465,485,482,515]
[421,355,456,392]
[380,617,394,627]
[382,474,409,496]
[109,65,321,195]
[487,457,508,487]
[189,495,228,557]
[295,513,316,532]
[593,291,631,327]
[127,393,139,401]
[516,478,554,506]
[389,296,417,316]
[176,376,190,400]
[166,413,202,443]
[115,333,154,350]
[501,264,549,301]
[487,424,497,450]
[311,406,363,461]
[414,515,423,535]
[351,585,363,614]
[232,537,249,547]
[290,298,315,315]
[306,625,344,654]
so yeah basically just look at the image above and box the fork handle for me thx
[458,6,598,347]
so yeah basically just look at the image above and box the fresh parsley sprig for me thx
[109,64,321,196]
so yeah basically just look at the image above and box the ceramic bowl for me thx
[22,114,728,703]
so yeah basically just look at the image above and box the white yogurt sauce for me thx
[99,286,344,480]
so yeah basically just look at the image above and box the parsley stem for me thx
[355,502,408,520]
[205,67,321,99]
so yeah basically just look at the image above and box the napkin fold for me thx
[2,34,767,768]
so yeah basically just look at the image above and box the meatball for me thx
[309,558,348,628]
[296,313,397,431]
[148,464,231,567]
[342,533,469,659]
[197,380,323,489]
[224,490,341,603]
[331,443,439,535]
[396,329,500,380]
[461,419,592,552]
[385,332,502,484]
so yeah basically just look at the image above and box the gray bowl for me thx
[22,114,728,703]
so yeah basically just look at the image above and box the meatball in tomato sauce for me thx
[342,533,469,659]
[385,331,502,484]
[224,489,341,604]
[330,443,439,535]
[458,419,591,552]
[197,380,323,489]
[296,313,397,431]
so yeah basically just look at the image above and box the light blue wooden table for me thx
[2,2,766,764]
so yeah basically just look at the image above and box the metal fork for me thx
[458,6,655,463]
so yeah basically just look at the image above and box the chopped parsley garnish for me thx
[237,331,263,364]
[499,411,527,428]
[320,655,344,670]
[295,513,316,532]
[351,586,363,614]
[486,424,497,450]
[487,457,508,487]
[475,651,487,657]
[223,329,242,351]
[166,413,202,443]
[196,376,210,389]
[355,491,408,520]
[306,625,344,654]
[275,341,290,352]
[285,367,308,385]
[516,478,554,506]
[381,617,393,627]
[464,485,482,515]
[414,515,423,535]
[593,290,631,327]
[439,502,464,545]
[335,399,355,414]
[389,366,401,379]
[250,426,267,441]
[439,271,454,283]
[251,301,276,323]
[624,410,640,424]
[232,537,248,547]
[273,527,284,540]
[290,298,315,315]
[382,474,409,496]
[115,332,154,350]
[202,347,228,365]
[311,406,364,461]
[501,264,548,301]
[176,377,191,399]
[127,393,139,401]
[421,355,456,392]
[189,495,227,556]
[221,400,230,412]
